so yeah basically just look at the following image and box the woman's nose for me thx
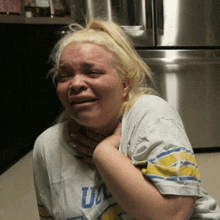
[69,75,88,93]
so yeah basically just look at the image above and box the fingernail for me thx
[68,142,76,148]
[70,133,77,139]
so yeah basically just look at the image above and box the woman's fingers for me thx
[72,138,94,156]
[74,154,94,165]
[85,129,106,142]
[71,129,98,149]
[69,128,105,162]
[69,125,114,164]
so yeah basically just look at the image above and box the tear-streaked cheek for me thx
[57,87,69,107]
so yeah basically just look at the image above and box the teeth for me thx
[71,99,96,105]
[75,100,87,104]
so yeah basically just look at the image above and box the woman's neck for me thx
[84,122,117,137]
[67,118,118,140]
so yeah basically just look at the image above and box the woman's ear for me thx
[122,78,130,99]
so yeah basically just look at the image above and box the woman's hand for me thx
[95,122,122,151]
[69,125,106,164]
[69,123,121,164]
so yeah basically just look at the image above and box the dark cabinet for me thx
[0,23,63,174]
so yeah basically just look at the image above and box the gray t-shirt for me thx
[33,94,220,219]
[33,121,133,219]
[120,95,220,219]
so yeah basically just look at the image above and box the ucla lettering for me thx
[96,185,102,205]
[81,184,112,209]
[81,187,96,208]
[66,185,128,220]
[101,183,112,200]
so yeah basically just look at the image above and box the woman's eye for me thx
[56,75,71,82]
[87,70,104,77]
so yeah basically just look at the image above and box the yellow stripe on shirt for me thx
[137,147,200,182]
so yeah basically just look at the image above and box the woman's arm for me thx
[93,125,196,220]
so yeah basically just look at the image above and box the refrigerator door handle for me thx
[156,0,164,35]
[85,0,155,46]
[86,0,112,21]
[121,0,147,36]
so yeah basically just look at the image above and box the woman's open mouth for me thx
[71,99,98,106]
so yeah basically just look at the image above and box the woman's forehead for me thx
[60,43,114,66]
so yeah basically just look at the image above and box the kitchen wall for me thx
[0,151,219,220]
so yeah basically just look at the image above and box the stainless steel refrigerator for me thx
[73,0,220,151]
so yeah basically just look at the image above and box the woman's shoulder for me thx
[123,94,184,130]
[129,95,176,118]
[36,122,66,141]
[133,94,170,111]
[33,121,67,154]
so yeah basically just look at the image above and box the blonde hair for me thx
[48,19,155,123]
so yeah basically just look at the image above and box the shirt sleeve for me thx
[33,135,54,218]
[122,95,201,197]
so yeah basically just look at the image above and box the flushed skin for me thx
[56,43,129,136]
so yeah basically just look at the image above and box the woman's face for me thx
[57,43,129,135]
